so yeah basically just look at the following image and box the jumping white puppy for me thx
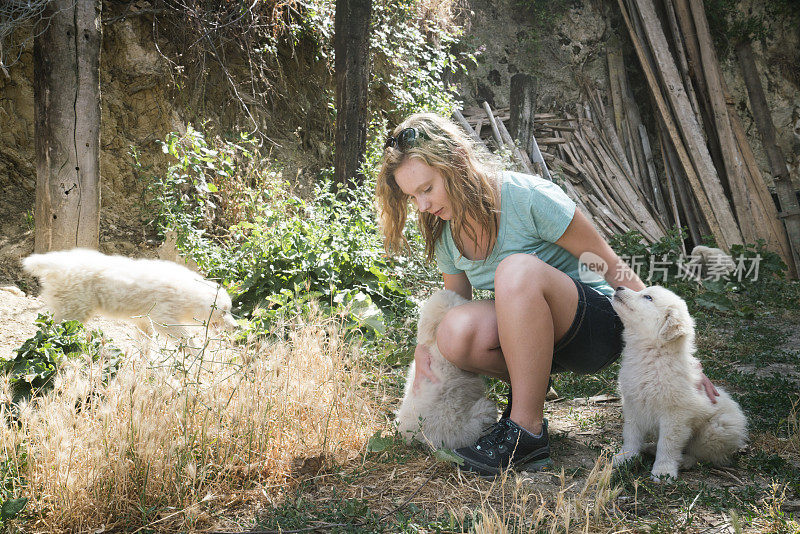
[396,290,497,449]
[23,248,237,344]
[611,285,747,481]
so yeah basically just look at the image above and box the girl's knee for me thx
[495,254,546,296]
[435,307,476,366]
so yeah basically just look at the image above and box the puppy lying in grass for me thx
[688,245,736,279]
[611,285,747,482]
[396,289,497,449]
[23,248,237,347]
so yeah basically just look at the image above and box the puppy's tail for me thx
[22,253,57,278]
[22,252,84,281]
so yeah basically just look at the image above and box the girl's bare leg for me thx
[436,254,578,435]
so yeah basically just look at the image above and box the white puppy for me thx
[688,245,736,279]
[395,290,497,449]
[611,286,747,481]
[23,248,237,343]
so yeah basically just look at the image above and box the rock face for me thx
[0,10,185,215]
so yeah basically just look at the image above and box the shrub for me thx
[136,127,416,335]
[609,228,799,313]
[2,314,121,405]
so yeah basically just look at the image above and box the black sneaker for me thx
[453,418,551,476]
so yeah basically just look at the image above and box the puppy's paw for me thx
[650,464,678,483]
[612,450,639,467]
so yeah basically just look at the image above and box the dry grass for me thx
[787,395,800,455]
[4,306,796,532]
[305,450,629,533]
[463,454,626,533]
[1,313,380,532]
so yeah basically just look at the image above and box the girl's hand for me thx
[413,344,438,392]
[697,371,719,404]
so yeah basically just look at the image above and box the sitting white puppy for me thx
[395,290,497,449]
[611,286,747,481]
[23,248,237,343]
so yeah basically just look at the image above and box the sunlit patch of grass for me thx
[469,455,625,533]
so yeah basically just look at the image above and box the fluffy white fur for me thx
[611,286,747,481]
[395,290,497,449]
[689,245,736,278]
[23,248,237,342]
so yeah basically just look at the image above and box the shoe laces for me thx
[475,419,514,450]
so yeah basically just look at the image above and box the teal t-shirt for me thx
[435,171,613,296]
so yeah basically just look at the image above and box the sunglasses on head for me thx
[384,127,430,150]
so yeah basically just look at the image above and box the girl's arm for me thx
[556,209,718,402]
[443,272,472,300]
[554,209,646,291]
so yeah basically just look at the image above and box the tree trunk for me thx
[33,0,102,252]
[334,0,372,188]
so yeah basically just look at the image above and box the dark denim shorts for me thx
[550,278,624,375]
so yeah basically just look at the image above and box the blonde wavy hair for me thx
[376,113,500,262]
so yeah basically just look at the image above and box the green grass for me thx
[256,483,471,533]
[695,309,800,435]
[551,362,620,399]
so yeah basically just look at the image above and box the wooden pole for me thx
[481,101,504,149]
[660,123,701,245]
[664,0,702,121]
[334,0,372,187]
[494,110,536,174]
[670,0,727,180]
[34,0,102,252]
[510,73,549,178]
[453,108,484,145]
[625,0,742,249]
[509,73,537,155]
[606,48,625,135]
[687,0,759,243]
[639,123,668,221]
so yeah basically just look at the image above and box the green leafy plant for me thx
[137,126,416,337]
[608,229,799,314]
[3,314,121,404]
[370,0,473,118]
[702,0,799,57]
[0,449,27,527]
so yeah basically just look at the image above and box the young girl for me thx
[377,112,717,476]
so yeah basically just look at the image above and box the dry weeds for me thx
[2,313,380,532]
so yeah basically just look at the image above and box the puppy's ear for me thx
[658,307,691,342]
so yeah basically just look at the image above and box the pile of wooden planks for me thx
[616,0,797,276]
[453,0,799,278]
[456,103,669,246]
